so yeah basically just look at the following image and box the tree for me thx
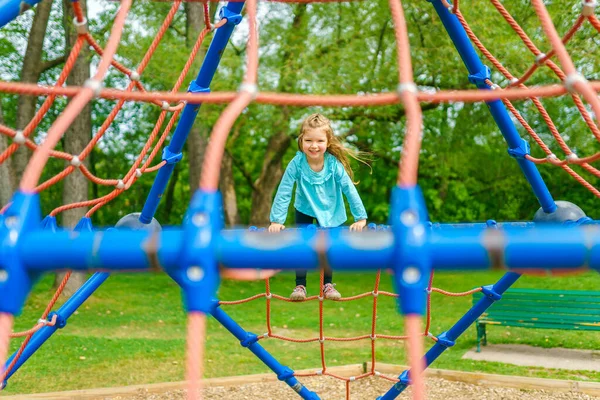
[13,0,55,180]
[54,0,91,296]
[0,102,14,205]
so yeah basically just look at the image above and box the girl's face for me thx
[301,128,328,161]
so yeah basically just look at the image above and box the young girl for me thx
[268,113,368,301]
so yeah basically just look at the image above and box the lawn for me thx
[3,270,600,395]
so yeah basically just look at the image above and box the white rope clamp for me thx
[238,83,258,99]
[161,101,171,111]
[135,168,143,178]
[116,179,125,190]
[84,79,103,98]
[396,83,418,96]
[318,296,324,302]
[316,369,323,376]
[73,17,88,35]
[535,53,547,66]
[70,155,82,167]
[427,332,436,339]
[374,371,381,377]
[37,318,48,325]
[564,73,588,93]
[546,153,558,161]
[370,334,377,341]
[262,333,269,338]
[266,293,272,299]
[566,153,579,162]
[582,0,597,16]
[12,130,25,145]
[319,337,325,343]
[509,77,520,86]
[130,70,140,81]
[489,83,501,90]
[349,376,356,382]
[372,291,379,297]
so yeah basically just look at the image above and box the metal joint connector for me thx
[535,53,547,66]
[84,79,103,98]
[238,83,258,99]
[582,0,597,16]
[396,83,418,97]
[564,73,588,93]
[12,130,25,145]
[73,17,88,35]
[70,156,82,167]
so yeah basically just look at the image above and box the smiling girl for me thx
[268,113,368,301]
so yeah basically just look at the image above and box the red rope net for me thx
[0,0,599,399]
[218,270,482,399]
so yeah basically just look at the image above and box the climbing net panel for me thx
[0,0,599,399]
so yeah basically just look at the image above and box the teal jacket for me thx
[270,152,368,228]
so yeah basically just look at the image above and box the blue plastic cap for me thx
[468,65,492,88]
[507,138,530,159]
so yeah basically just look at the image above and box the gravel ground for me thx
[106,376,600,400]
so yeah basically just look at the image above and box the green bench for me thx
[473,288,600,352]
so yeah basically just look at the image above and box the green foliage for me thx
[1,1,600,224]
[5,271,600,394]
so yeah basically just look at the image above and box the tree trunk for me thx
[220,151,239,226]
[0,103,14,205]
[185,3,239,225]
[185,2,206,193]
[249,130,291,226]
[13,0,54,180]
[54,0,91,296]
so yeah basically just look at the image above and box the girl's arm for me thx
[339,166,368,230]
[269,160,298,228]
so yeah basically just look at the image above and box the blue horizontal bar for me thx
[0,0,42,29]
[14,224,600,273]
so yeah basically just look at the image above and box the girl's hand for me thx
[268,222,285,232]
[350,219,367,231]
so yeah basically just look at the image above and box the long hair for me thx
[297,113,370,183]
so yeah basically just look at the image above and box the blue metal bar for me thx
[2,272,110,387]
[139,1,245,224]
[16,224,600,272]
[378,272,521,399]
[428,0,556,214]
[211,306,320,399]
[0,0,41,29]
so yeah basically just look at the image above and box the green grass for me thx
[4,270,600,394]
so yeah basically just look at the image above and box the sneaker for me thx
[290,285,307,301]
[323,283,341,300]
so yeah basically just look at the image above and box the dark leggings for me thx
[295,210,332,287]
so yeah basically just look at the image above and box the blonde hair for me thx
[297,113,370,183]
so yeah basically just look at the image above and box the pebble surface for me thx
[106,376,600,400]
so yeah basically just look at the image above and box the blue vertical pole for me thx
[427,0,556,214]
[0,0,42,29]
[377,272,521,399]
[139,2,245,224]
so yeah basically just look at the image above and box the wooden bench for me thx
[472,288,600,352]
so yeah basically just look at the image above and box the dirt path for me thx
[107,376,600,400]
